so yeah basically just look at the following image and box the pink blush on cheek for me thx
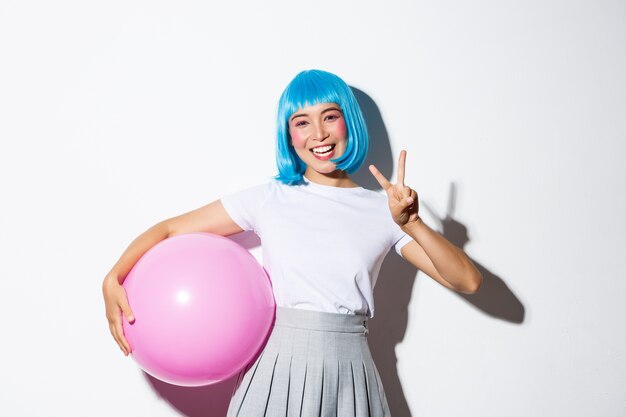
[289,130,307,149]
[336,118,347,138]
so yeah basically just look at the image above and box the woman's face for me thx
[288,102,348,175]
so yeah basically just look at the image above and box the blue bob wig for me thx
[274,69,369,185]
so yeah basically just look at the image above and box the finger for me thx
[397,150,406,187]
[403,195,414,208]
[368,164,392,190]
[114,319,132,355]
[401,187,416,203]
[110,322,128,355]
[119,296,135,324]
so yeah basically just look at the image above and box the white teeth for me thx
[312,145,334,154]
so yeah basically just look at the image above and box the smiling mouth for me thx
[310,144,336,156]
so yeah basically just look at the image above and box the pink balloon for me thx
[122,232,275,387]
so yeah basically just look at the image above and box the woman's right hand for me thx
[102,275,135,356]
[100,200,241,356]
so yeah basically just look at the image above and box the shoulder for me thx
[359,187,387,199]
[355,187,389,207]
[221,178,279,207]
[357,188,398,225]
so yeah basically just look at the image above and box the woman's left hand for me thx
[369,150,421,228]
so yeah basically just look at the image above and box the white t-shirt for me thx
[220,176,413,318]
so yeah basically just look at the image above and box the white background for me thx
[1,0,625,416]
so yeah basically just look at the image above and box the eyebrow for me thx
[289,106,342,122]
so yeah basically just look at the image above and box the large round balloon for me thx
[121,232,275,386]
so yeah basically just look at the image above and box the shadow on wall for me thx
[145,373,238,417]
[144,88,525,417]
[355,87,525,416]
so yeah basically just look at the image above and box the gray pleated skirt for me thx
[226,306,391,417]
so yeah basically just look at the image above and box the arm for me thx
[102,199,242,355]
[399,220,482,294]
[370,150,482,294]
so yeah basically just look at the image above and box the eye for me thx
[324,113,341,122]
[294,120,308,127]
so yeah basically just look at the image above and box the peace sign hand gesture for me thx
[369,150,421,228]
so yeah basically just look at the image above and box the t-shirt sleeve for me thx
[392,225,414,257]
[220,182,271,233]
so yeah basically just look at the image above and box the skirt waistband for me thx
[274,306,369,334]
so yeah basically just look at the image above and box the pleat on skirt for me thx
[226,306,391,417]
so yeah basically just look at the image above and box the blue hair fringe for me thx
[274,69,369,185]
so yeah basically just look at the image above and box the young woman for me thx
[102,69,482,416]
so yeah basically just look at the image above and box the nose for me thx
[312,121,329,142]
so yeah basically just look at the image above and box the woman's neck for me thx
[303,168,360,188]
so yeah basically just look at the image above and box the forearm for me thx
[103,221,171,285]
[402,219,481,292]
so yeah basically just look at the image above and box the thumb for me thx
[401,196,414,209]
